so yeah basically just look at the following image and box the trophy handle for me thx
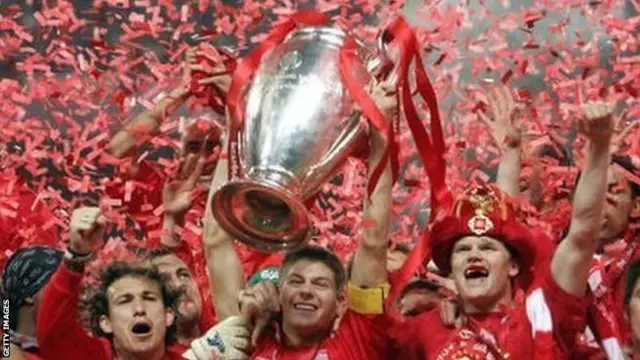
[366,30,397,84]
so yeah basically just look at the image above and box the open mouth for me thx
[130,321,152,336]
[464,265,489,280]
[178,295,196,312]
[293,302,318,312]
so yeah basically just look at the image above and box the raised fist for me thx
[69,207,106,254]
[579,101,616,146]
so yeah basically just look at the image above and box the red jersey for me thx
[24,352,43,360]
[575,229,637,359]
[250,311,388,360]
[390,269,589,360]
[36,264,188,360]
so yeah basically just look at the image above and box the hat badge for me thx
[466,188,496,236]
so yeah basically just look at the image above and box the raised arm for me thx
[108,49,232,159]
[551,102,615,296]
[37,207,109,360]
[479,85,523,197]
[108,54,192,158]
[202,134,245,320]
[350,81,396,288]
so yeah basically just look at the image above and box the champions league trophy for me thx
[211,25,396,252]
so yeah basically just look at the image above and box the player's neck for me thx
[282,323,329,348]
[462,285,513,315]
[15,310,36,338]
[176,321,201,345]
[114,341,165,360]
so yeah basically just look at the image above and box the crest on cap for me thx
[465,187,497,236]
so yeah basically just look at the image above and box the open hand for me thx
[163,154,206,217]
[478,85,523,150]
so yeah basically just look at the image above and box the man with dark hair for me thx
[194,79,397,360]
[0,246,63,360]
[559,150,639,359]
[35,207,188,360]
[279,246,347,291]
[144,247,210,345]
[87,262,180,343]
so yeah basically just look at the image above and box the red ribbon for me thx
[382,17,448,304]
[339,35,396,196]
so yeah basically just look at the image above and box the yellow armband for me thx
[347,282,390,315]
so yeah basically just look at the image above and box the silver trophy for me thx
[211,26,394,252]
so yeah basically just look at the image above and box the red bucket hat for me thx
[429,185,550,290]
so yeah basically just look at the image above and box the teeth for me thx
[294,304,317,311]
[464,269,488,278]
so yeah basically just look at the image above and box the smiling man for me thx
[392,101,616,359]
[197,80,398,360]
[35,207,188,360]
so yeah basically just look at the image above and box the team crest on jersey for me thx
[435,330,497,360]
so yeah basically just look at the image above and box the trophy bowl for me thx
[211,26,381,252]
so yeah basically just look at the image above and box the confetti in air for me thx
[0,0,638,283]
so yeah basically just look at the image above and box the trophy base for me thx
[211,180,311,252]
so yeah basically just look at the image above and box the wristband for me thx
[248,266,280,287]
[64,247,95,263]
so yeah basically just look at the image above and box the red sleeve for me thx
[537,270,591,355]
[613,269,633,345]
[23,352,45,360]
[328,310,390,360]
[36,264,111,360]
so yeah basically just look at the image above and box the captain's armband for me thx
[347,282,390,315]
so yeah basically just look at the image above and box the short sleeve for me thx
[530,269,591,354]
